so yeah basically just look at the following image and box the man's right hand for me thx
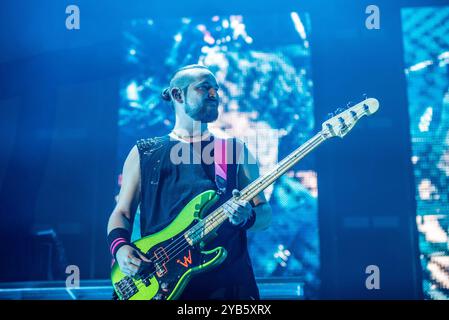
[115,245,151,277]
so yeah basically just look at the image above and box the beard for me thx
[185,100,219,123]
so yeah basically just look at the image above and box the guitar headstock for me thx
[321,98,379,139]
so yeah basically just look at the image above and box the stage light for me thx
[203,34,215,45]
[290,12,307,40]
[418,106,432,132]
[409,60,433,72]
[126,81,138,101]
[182,17,191,25]
[174,33,182,42]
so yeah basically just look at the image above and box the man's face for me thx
[183,70,220,123]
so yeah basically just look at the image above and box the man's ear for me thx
[170,87,183,103]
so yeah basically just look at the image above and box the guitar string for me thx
[116,107,373,298]
[117,131,329,297]
[139,131,325,267]
[118,205,228,298]
[119,208,227,298]
[120,107,372,297]
[127,108,365,273]
[118,131,329,297]
[127,106,366,276]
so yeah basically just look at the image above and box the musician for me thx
[107,64,272,299]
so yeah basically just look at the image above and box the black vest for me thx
[136,134,259,299]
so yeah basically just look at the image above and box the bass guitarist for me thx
[107,64,272,299]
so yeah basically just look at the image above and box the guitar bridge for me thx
[115,277,138,300]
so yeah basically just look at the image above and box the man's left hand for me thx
[222,189,253,226]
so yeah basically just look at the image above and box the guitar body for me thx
[111,190,228,300]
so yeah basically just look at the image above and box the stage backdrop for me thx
[117,12,320,296]
[402,6,449,299]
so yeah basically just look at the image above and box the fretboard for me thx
[185,131,326,245]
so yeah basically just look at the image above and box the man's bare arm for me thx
[107,145,151,277]
[107,145,141,234]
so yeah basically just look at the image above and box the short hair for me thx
[161,64,213,102]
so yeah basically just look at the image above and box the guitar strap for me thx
[214,137,244,195]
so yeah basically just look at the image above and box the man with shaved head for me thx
[107,64,272,300]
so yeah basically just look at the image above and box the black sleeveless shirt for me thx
[136,134,259,300]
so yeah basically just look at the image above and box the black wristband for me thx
[108,228,131,259]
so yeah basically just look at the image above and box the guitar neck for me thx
[190,97,380,242]
[187,131,327,244]
[237,131,325,203]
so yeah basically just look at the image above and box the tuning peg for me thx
[327,112,334,119]
[362,93,368,100]
[346,101,352,109]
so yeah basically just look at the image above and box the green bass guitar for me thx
[110,98,379,300]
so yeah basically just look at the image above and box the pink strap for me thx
[214,137,229,194]
[213,137,245,194]
[214,138,228,181]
